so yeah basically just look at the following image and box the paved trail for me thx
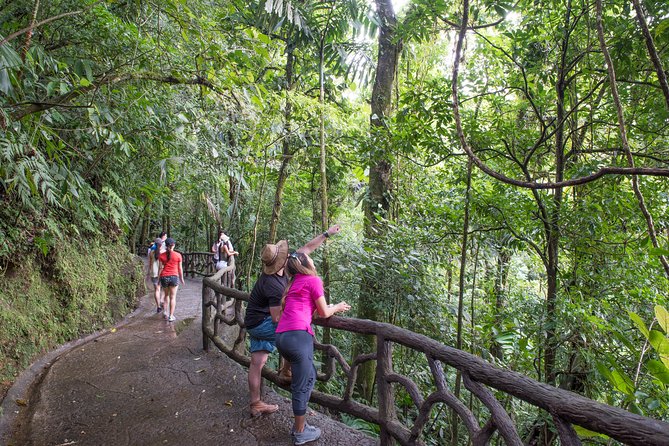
[1,278,376,446]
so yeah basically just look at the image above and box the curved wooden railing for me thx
[201,267,669,445]
[137,247,217,278]
[179,251,216,278]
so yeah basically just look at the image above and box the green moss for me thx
[0,237,144,393]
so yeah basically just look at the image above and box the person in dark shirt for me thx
[245,225,340,416]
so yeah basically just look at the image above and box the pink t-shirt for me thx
[275,274,324,336]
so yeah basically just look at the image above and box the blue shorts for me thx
[160,275,179,287]
[248,316,277,353]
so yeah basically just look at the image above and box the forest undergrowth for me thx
[0,237,144,402]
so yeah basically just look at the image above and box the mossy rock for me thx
[0,237,144,399]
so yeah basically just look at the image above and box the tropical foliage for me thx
[1,0,669,443]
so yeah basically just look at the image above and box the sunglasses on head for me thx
[288,251,309,266]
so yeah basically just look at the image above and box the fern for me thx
[102,186,130,230]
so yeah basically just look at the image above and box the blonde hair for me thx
[280,252,318,311]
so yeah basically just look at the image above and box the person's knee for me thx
[251,352,269,368]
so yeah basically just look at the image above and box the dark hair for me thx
[281,252,317,310]
[165,237,175,262]
[158,231,167,238]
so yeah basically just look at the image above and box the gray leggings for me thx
[276,330,316,416]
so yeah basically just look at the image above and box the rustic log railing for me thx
[137,247,217,278]
[201,267,669,445]
[179,251,217,278]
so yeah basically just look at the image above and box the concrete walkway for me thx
[0,278,377,446]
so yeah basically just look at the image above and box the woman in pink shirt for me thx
[275,251,350,445]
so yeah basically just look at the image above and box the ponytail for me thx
[164,237,175,262]
[280,276,296,312]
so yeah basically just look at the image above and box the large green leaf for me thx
[649,330,669,355]
[655,306,669,334]
[0,43,21,96]
[609,369,635,396]
[647,360,669,385]
[662,355,669,370]
[0,69,11,96]
[573,425,609,440]
[649,247,669,256]
[596,363,635,396]
[629,311,649,339]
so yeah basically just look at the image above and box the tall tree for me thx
[268,40,296,243]
[354,0,402,402]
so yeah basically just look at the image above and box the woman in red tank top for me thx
[158,238,184,322]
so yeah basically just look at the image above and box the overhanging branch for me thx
[9,72,227,121]
[450,1,669,190]
[0,1,103,47]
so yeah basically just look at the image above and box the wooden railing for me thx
[201,257,237,351]
[201,267,669,445]
[179,251,217,278]
[136,248,217,278]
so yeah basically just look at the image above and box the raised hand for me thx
[327,224,341,236]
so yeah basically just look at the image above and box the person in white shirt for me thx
[212,231,238,270]
[146,237,165,312]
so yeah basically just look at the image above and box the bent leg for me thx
[248,351,269,403]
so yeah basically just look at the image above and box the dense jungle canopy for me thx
[2,0,669,443]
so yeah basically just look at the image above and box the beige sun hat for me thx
[261,240,289,275]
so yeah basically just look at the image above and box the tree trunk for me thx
[229,173,239,230]
[596,0,669,279]
[632,0,669,111]
[451,158,473,444]
[21,0,39,63]
[247,146,269,291]
[354,0,401,403]
[491,239,511,361]
[446,262,453,304]
[468,239,480,413]
[228,115,242,238]
[542,0,573,389]
[137,206,149,254]
[268,43,295,243]
[319,34,332,345]
[229,168,243,283]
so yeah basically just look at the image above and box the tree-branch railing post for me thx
[377,335,397,445]
[202,283,212,351]
[200,279,669,446]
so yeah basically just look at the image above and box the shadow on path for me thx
[1,278,377,446]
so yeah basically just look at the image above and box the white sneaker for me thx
[168,315,176,322]
[291,424,321,445]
